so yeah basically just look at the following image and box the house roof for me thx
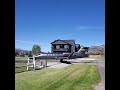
[63,40,75,45]
[51,39,75,45]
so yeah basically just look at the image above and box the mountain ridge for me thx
[15,44,105,54]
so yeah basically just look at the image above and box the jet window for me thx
[60,45,64,48]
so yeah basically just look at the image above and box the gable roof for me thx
[51,39,75,45]
[63,40,75,45]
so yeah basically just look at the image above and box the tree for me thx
[20,53,25,57]
[15,51,19,56]
[32,44,41,55]
[28,51,32,57]
[26,53,28,55]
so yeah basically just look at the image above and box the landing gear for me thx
[60,59,63,62]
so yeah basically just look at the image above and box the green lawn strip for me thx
[15,57,28,60]
[15,64,33,73]
[15,65,100,90]
[80,60,95,63]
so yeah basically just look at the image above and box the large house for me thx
[51,39,80,53]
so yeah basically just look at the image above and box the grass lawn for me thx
[15,64,100,90]
[15,64,27,73]
[15,64,33,73]
[80,60,95,63]
[15,57,28,60]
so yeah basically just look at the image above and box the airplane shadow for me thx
[60,61,72,64]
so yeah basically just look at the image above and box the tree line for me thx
[15,44,41,57]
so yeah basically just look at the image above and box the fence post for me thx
[45,60,47,67]
[33,55,35,70]
[27,57,30,70]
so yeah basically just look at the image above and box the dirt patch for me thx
[94,81,105,90]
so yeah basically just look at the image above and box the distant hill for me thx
[15,48,30,54]
[15,48,47,54]
[88,44,105,55]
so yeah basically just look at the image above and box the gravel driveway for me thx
[47,62,70,68]
[95,60,105,90]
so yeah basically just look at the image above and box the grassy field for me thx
[15,64,28,73]
[80,60,95,63]
[15,56,28,60]
[15,64,100,90]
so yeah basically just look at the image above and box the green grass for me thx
[15,57,28,60]
[15,64,27,73]
[80,60,95,63]
[15,64,100,90]
[15,64,33,73]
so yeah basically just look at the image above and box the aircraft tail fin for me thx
[77,47,89,53]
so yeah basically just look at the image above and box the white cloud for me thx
[78,26,104,30]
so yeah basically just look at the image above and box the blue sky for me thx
[15,0,105,52]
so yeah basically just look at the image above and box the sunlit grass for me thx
[15,64,100,90]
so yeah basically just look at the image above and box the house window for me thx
[60,45,64,48]
[64,45,69,49]
[56,45,60,49]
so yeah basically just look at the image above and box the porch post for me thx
[45,60,47,67]
[33,55,36,70]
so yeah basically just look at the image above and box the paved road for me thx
[47,62,70,68]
